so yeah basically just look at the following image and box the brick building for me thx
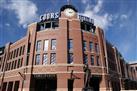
[0,4,137,91]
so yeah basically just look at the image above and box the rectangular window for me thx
[17,59,20,68]
[40,23,45,30]
[84,54,88,64]
[90,55,94,65]
[95,43,99,53]
[5,63,8,71]
[86,24,91,31]
[83,41,87,51]
[50,53,56,64]
[81,22,86,31]
[20,58,23,67]
[68,39,73,51]
[11,61,14,70]
[19,47,22,56]
[27,43,31,53]
[36,54,40,65]
[90,27,95,34]
[16,48,19,57]
[11,51,13,59]
[14,60,17,69]
[68,53,73,64]
[13,49,16,58]
[44,40,49,51]
[45,22,51,28]
[36,40,41,52]
[97,56,100,66]
[89,42,93,52]
[52,21,59,28]
[51,39,57,50]
[22,45,25,55]
[26,55,29,66]
[8,62,11,70]
[43,54,48,65]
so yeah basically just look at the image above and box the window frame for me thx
[90,55,94,65]
[50,53,56,64]
[68,39,73,51]
[84,54,88,64]
[51,39,57,50]
[36,40,41,52]
[83,41,87,51]
[44,40,49,51]
[43,53,48,65]
[35,54,40,65]
[68,53,74,64]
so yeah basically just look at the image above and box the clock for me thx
[64,8,75,17]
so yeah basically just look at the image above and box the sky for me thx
[0,0,137,63]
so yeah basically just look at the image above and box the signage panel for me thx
[40,12,94,24]
[33,74,57,79]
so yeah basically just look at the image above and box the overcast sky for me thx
[0,0,137,63]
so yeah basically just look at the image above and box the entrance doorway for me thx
[68,79,74,91]
[34,74,57,91]
[35,79,57,91]
[89,77,101,91]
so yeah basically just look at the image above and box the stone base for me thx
[57,88,83,91]
[99,87,112,91]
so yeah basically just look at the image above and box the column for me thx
[99,75,111,91]
[57,74,68,91]
[5,82,9,91]
[12,81,15,91]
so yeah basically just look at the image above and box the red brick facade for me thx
[0,5,137,91]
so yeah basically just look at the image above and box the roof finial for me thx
[67,0,71,5]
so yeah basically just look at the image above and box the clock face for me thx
[64,8,75,17]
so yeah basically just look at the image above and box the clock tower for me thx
[60,5,78,18]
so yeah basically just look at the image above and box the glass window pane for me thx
[22,45,25,55]
[95,43,99,53]
[83,41,87,51]
[68,53,73,64]
[43,54,48,65]
[19,47,22,56]
[90,55,94,65]
[50,53,56,64]
[44,40,49,51]
[36,54,40,65]
[36,41,41,52]
[40,23,45,30]
[89,42,93,51]
[17,59,20,68]
[16,48,19,57]
[14,60,17,69]
[45,22,51,28]
[84,54,88,64]
[96,56,99,66]
[68,39,73,51]
[11,61,14,70]
[81,22,85,31]
[86,24,91,31]
[9,62,11,70]
[51,39,57,50]
[52,21,59,28]
[13,49,16,58]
